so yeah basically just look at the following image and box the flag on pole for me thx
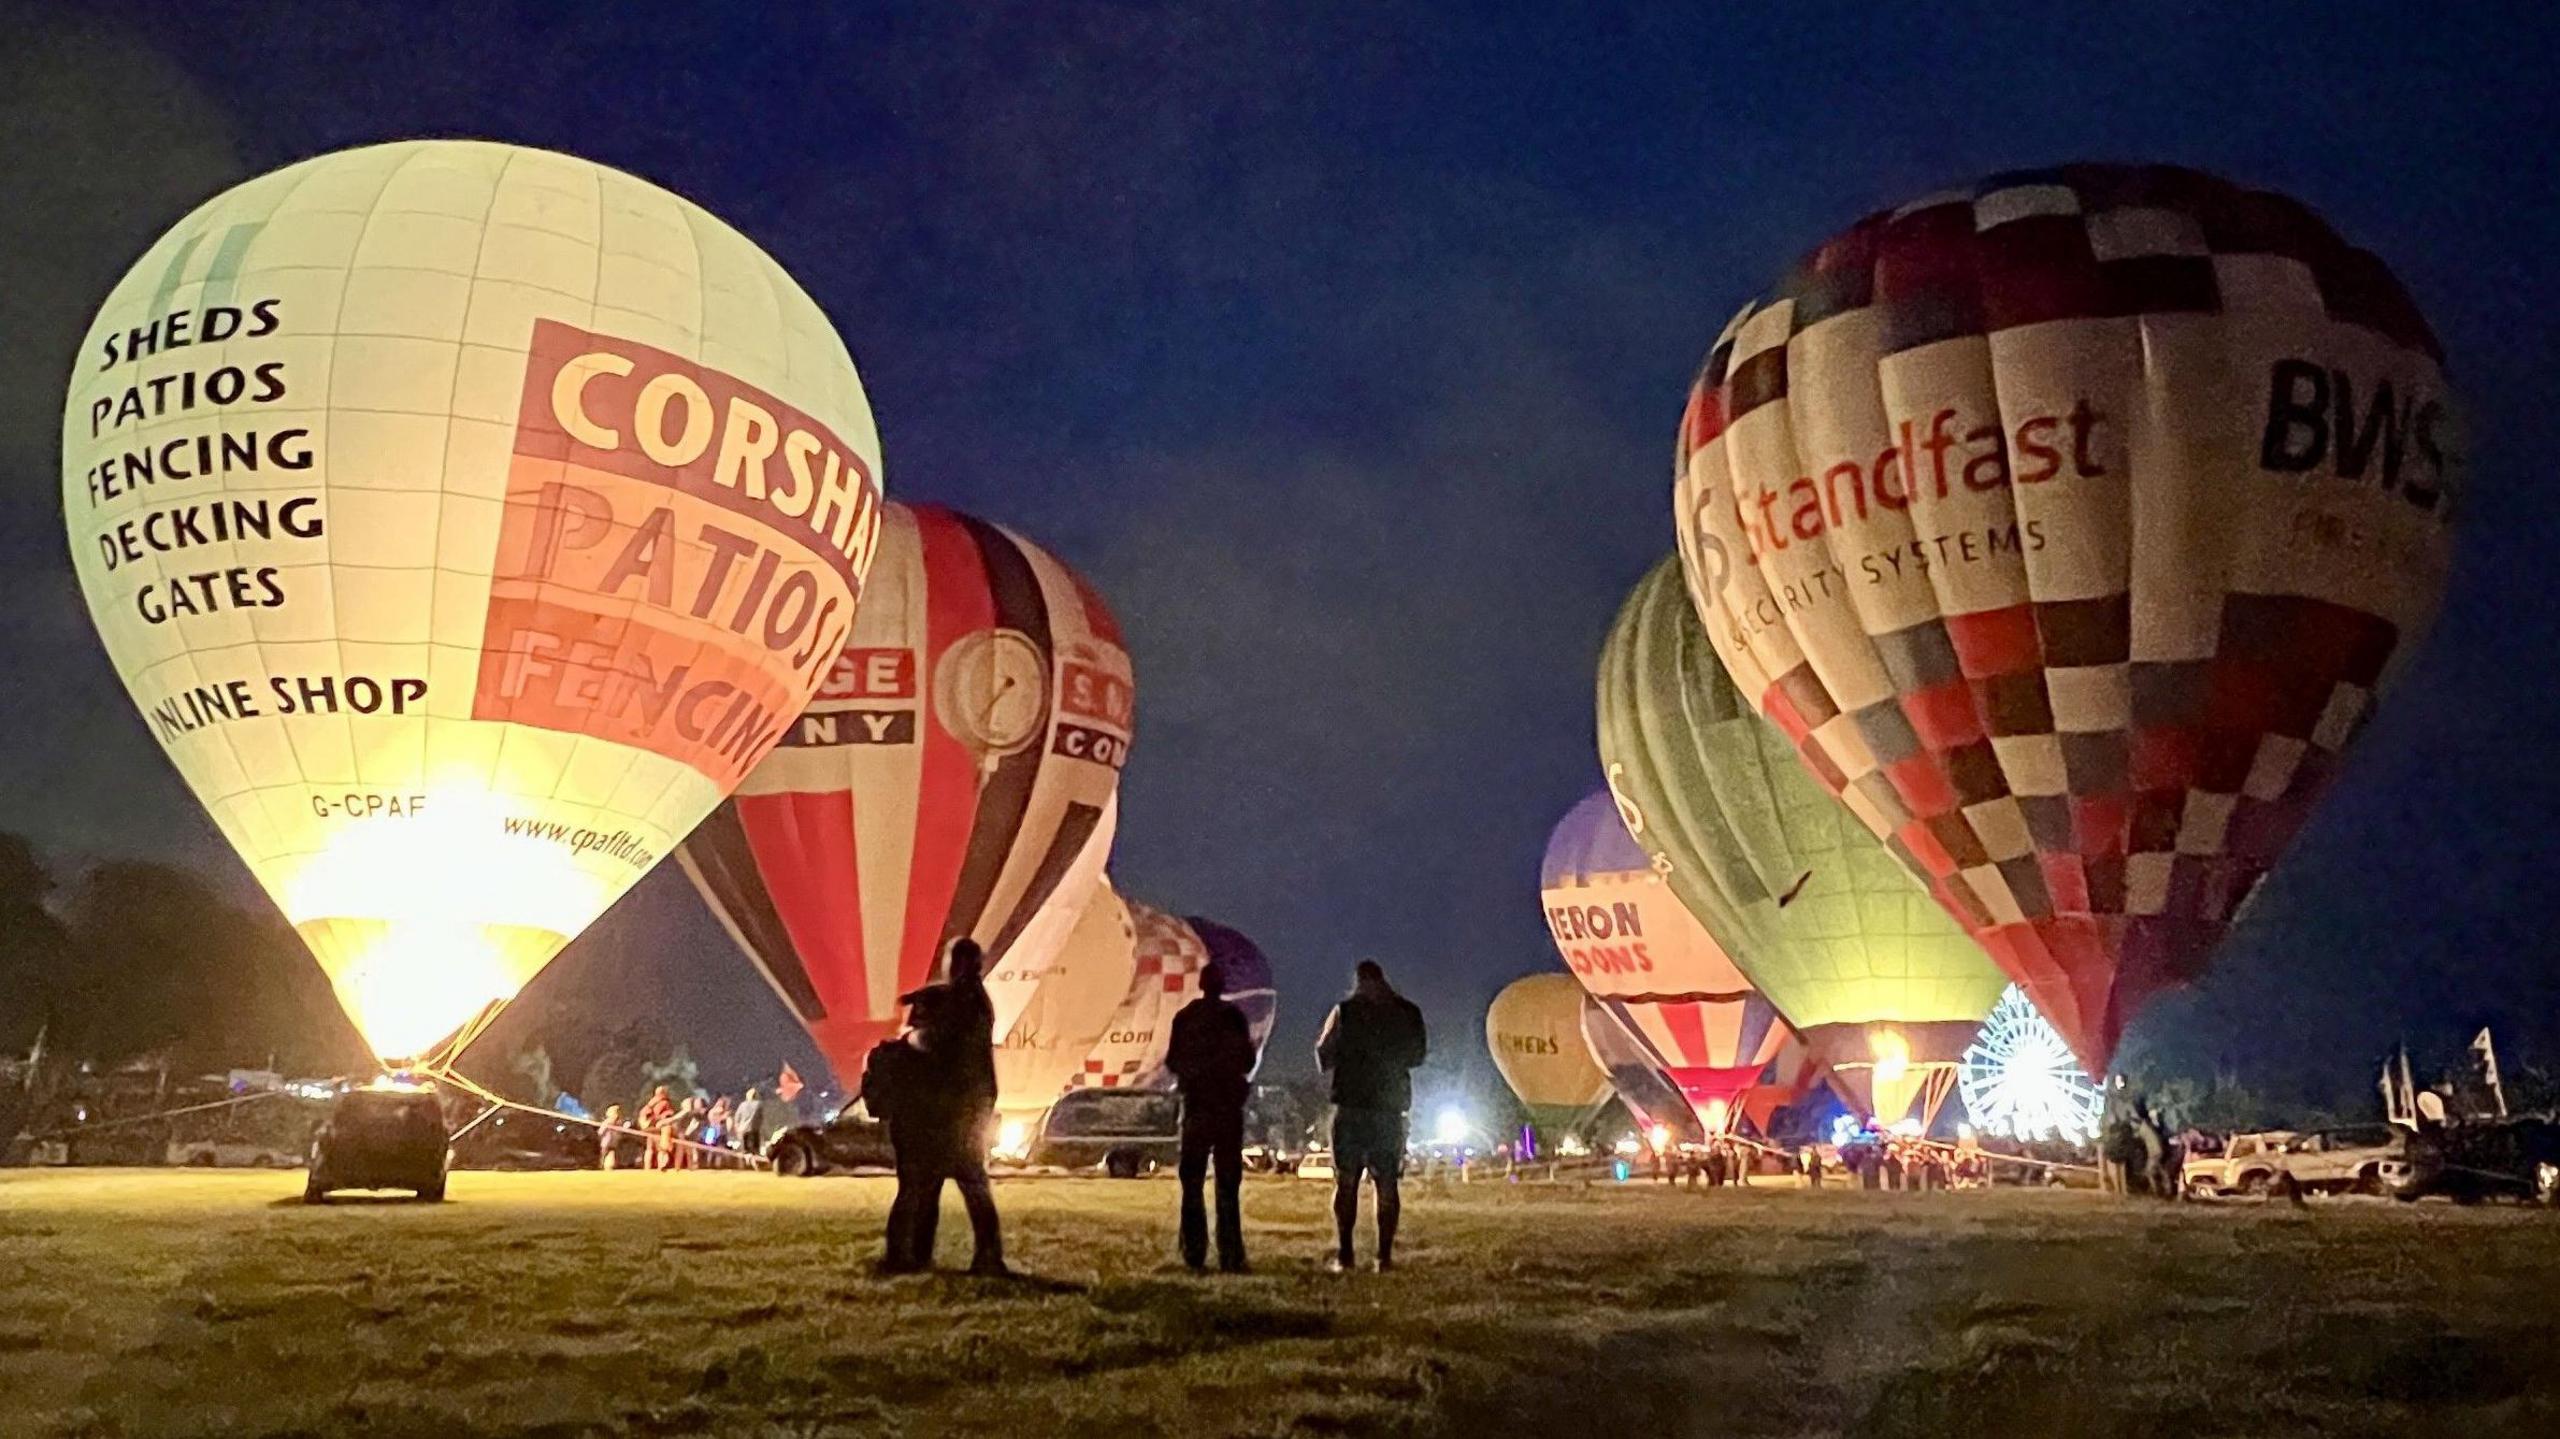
[2472,1029,2507,1116]
[776,1063,805,1105]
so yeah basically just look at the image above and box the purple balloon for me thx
[1186,916,1277,1069]
[1541,786,1649,888]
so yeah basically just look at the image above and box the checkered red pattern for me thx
[1675,164,2450,1073]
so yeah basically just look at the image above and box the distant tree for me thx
[509,1042,559,1108]
[55,860,364,1073]
[644,1044,703,1100]
[0,834,74,1053]
[576,1017,682,1113]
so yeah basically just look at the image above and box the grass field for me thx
[2,1169,2556,1438]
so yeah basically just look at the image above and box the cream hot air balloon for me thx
[993,878,1139,1121]
[1486,974,1615,1140]
[1674,165,2458,1073]
[61,141,881,1065]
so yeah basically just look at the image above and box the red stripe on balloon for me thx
[902,505,995,994]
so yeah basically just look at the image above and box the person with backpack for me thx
[1314,960,1427,1272]
[873,939,1007,1276]
[1166,961,1259,1273]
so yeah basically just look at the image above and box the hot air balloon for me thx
[1068,898,1209,1092]
[1578,994,1698,1145]
[60,141,881,1066]
[1542,786,1792,1131]
[1486,974,1615,1140]
[1599,558,2007,1126]
[993,878,1139,1120]
[1673,165,2458,1073]
[1186,916,1279,1071]
[680,501,1135,1083]
[1735,1031,1824,1139]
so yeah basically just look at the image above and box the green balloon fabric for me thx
[1596,557,2007,1116]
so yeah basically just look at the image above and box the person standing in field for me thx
[1166,961,1258,1273]
[706,1094,734,1166]
[881,939,1008,1276]
[637,1085,677,1171]
[674,1095,707,1170]
[731,1087,766,1162]
[1315,960,1427,1272]
[598,1104,626,1170]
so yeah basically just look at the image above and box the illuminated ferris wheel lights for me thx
[1959,987,2104,1144]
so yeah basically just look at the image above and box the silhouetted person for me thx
[1315,960,1426,1271]
[1167,961,1258,1272]
[731,1088,766,1159]
[881,938,1006,1275]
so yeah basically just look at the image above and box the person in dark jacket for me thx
[1166,961,1258,1273]
[1314,960,1427,1271]
[880,938,1007,1276]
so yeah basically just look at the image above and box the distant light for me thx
[991,1118,1032,1161]
[1647,1123,1672,1153]
[1700,1098,1732,1134]
[1614,1136,1643,1158]
[1433,1107,1471,1146]
[1558,1134,1590,1158]
[1888,1118,1921,1138]
[1829,1114,1860,1147]
[1956,1122,1977,1143]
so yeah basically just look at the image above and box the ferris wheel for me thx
[1958,986,2104,1143]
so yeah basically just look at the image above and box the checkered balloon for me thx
[1674,165,2459,1075]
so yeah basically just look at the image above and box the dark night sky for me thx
[4,1,2556,1099]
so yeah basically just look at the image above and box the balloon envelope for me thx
[1674,166,2457,1073]
[61,141,882,1062]
[1542,786,1791,1129]
[1598,558,2006,1122]
[680,501,1134,1083]
[1486,974,1614,1134]
[1185,916,1279,1074]
[1068,898,1208,1092]
[1578,994,1698,1145]
[993,879,1138,1117]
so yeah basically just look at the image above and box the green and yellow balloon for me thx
[1597,558,2006,1124]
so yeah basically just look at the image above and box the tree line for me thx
[0,832,367,1075]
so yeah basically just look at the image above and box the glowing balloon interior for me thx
[1674,165,2457,1073]
[61,141,881,1062]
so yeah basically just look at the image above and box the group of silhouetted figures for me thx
[597,1085,774,1170]
[861,943,1429,1276]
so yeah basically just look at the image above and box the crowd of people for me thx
[596,1085,780,1170]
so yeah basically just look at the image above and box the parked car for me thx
[166,1138,304,1169]
[1029,1090,1182,1177]
[2181,1130,2294,1196]
[2382,1117,2560,1206]
[766,1110,894,1177]
[305,1082,449,1202]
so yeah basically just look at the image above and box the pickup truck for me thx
[2184,1126,2399,1197]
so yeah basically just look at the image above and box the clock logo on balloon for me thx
[933,629,1049,760]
